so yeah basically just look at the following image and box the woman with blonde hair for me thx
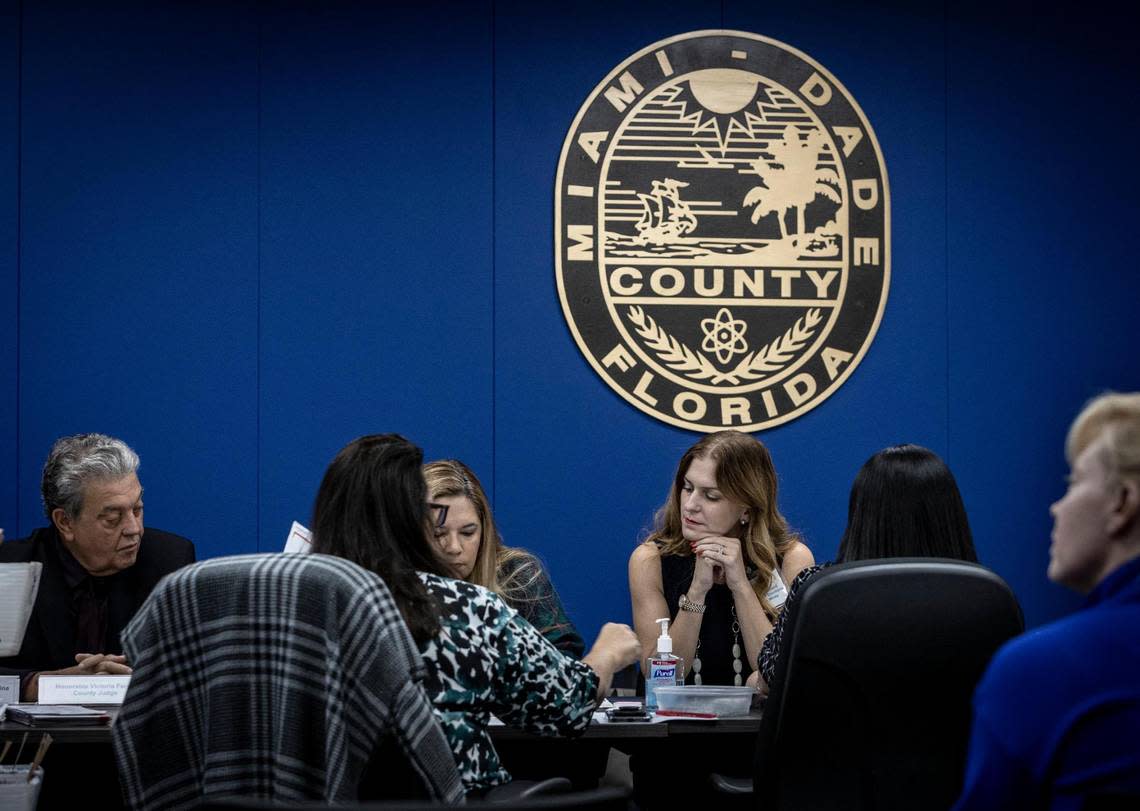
[424,459,584,657]
[629,430,814,687]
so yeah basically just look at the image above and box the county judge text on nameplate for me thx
[37,675,131,705]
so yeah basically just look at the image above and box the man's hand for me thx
[72,652,132,675]
[23,653,133,701]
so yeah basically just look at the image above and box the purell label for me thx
[649,660,676,680]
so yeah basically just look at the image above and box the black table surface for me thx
[1,705,762,809]
[0,705,762,743]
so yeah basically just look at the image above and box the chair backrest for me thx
[756,558,1023,811]
[113,553,464,809]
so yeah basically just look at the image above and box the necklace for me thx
[692,605,743,686]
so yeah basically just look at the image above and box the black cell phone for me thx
[606,706,651,722]
[609,700,643,711]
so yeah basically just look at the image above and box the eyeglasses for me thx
[427,501,449,528]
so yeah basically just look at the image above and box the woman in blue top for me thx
[955,392,1140,810]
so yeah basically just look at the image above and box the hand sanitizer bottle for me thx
[644,617,682,712]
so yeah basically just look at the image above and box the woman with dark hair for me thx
[754,444,978,692]
[310,434,640,797]
[629,430,814,688]
[311,434,442,644]
[424,459,584,657]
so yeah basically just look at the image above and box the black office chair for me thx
[715,558,1023,811]
[113,554,464,808]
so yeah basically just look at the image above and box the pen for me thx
[653,709,717,719]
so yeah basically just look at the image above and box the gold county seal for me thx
[555,30,889,432]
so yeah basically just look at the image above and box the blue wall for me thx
[3,1,1137,640]
[1,3,17,541]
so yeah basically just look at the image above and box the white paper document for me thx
[0,562,42,656]
[283,521,312,554]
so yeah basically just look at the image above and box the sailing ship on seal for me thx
[634,178,697,245]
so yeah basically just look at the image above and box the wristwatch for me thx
[678,593,706,614]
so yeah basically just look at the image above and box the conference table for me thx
[1,705,762,806]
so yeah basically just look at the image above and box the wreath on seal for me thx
[626,306,822,386]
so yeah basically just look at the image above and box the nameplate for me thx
[0,675,18,705]
[37,675,131,705]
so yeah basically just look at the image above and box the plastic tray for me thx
[653,685,756,717]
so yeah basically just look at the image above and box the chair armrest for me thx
[709,773,754,795]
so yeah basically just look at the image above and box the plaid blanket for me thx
[112,553,464,809]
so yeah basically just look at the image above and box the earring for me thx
[740,516,748,525]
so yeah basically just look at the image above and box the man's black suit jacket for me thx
[0,524,196,677]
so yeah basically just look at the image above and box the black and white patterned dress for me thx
[416,572,599,792]
[758,562,826,686]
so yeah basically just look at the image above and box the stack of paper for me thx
[0,563,42,657]
[4,704,111,726]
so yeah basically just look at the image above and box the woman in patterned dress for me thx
[310,433,640,797]
[424,459,584,657]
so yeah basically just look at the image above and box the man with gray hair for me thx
[0,433,195,700]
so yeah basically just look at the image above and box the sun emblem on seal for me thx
[555,30,889,432]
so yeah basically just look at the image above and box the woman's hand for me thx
[583,623,642,701]
[691,535,749,592]
[746,668,770,697]
[688,539,716,599]
[592,622,642,673]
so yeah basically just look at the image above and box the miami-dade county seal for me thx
[555,30,889,432]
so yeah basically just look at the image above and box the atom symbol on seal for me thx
[701,307,749,364]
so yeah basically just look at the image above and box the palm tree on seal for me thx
[743,126,841,244]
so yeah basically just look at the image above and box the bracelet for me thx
[679,593,706,614]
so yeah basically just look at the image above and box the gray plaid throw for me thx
[112,553,464,809]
